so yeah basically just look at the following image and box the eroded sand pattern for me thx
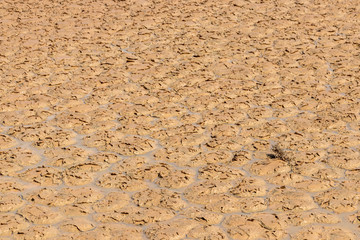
[0,0,360,239]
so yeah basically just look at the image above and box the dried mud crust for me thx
[1,0,360,239]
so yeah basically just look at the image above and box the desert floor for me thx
[1,0,360,239]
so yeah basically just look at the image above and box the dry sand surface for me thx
[0,0,360,239]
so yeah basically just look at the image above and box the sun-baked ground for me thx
[1,0,360,239]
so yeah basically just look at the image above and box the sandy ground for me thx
[0,0,360,239]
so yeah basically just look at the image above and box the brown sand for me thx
[1,0,360,239]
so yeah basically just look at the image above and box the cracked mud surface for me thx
[1,0,360,239]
